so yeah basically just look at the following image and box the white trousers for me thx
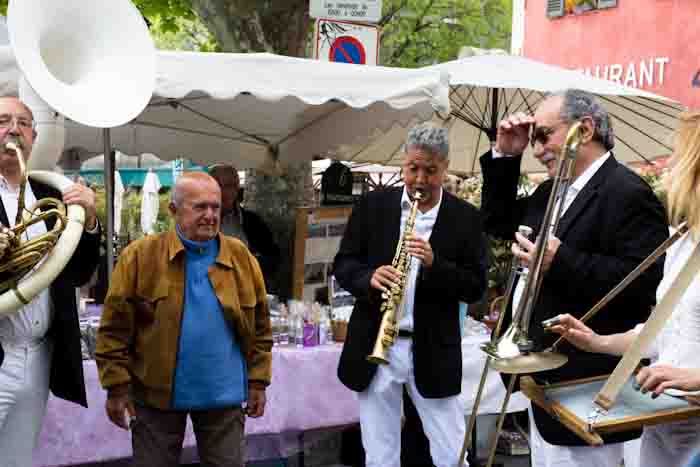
[0,338,53,467]
[639,417,700,467]
[358,338,465,467]
[529,408,625,467]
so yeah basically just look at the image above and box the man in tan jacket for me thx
[96,172,272,467]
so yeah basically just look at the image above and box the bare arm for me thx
[548,313,638,356]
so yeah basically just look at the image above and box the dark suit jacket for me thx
[334,188,488,398]
[240,207,280,281]
[480,151,668,445]
[0,180,100,407]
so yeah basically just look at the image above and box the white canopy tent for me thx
[329,54,685,174]
[0,49,450,171]
[0,46,449,276]
[0,48,448,171]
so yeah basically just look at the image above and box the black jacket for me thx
[480,151,668,445]
[239,207,280,283]
[334,188,487,398]
[0,180,101,407]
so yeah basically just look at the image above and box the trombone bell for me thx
[481,323,568,374]
[488,351,568,374]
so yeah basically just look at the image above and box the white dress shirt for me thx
[509,151,611,315]
[635,230,700,395]
[0,176,53,343]
[397,187,442,332]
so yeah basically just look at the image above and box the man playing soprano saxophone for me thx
[334,123,488,467]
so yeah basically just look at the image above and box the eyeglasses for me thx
[0,114,35,132]
[530,125,558,148]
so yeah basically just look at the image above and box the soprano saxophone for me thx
[367,189,423,365]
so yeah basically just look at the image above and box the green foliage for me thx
[453,172,537,293]
[0,1,512,66]
[94,187,174,242]
[0,0,194,28]
[380,0,513,67]
[151,15,219,52]
[133,0,195,33]
[638,169,668,209]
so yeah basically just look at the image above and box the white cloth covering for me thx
[114,170,124,235]
[631,231,700,466]
[140,170,161,235]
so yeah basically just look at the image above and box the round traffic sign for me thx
[329,36,366,65]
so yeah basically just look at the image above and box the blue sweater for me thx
[172,228,247,410]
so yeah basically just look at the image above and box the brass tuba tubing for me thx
[367,189,423,365]
[0,138,69,296]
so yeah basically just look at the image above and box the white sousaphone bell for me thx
[0,0,156,316]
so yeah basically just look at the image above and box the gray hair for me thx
[405,123,449,161]
[553,89,615,151]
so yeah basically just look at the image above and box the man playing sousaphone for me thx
[0,96,101,466]
[479,89,669,467]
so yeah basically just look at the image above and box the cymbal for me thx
[488,351,568,374]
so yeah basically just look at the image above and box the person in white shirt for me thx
[0,96,101,466]
[549,109,700,467]
[479,89,668,467]
[334,123,488,467]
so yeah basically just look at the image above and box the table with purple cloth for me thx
[33,344,359,467]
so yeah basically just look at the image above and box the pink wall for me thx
[523,0,700,107]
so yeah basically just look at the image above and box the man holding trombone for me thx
[479,89,668,467]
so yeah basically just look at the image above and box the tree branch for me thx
[388,0,437,65]
[379,0,408,27]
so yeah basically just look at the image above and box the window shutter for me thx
[597,0,618,9]
[547,0,565,18]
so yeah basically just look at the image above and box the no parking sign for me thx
[315,19,379,66]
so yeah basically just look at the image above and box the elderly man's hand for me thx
[495,112,535,156]
[0,226,14,258]
[246,384,266,418]
[511,231,561,273]
[62,178,97,230]
[105,391,136,430]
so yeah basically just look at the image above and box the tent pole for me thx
[490,89,499,141]
[104,129,115,281]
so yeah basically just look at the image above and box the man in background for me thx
[210,164,280,287]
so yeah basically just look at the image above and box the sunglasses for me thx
[530,125,558,148]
